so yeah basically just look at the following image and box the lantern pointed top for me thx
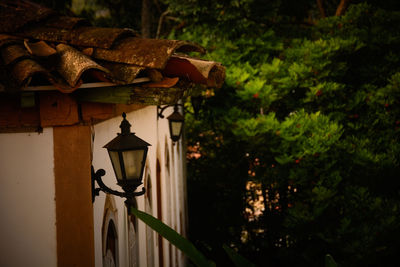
[120,112,132,135]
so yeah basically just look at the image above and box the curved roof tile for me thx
[44,16,89,30]
[56,44,109,87]
[1,43,31,65]
[100,61,144,84]
[92,37,205,69]
[164,56,226,87]
[19,26,70,43]
[0,34,23,49]
[0,0,225,93]
[25,40,57,57]
[69,27,137,49]
[0,0,54,33]
[11,58,51,88]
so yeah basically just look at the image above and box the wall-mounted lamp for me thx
[190,96,203,119]
[92,113,151,207]
[157,104,184,142]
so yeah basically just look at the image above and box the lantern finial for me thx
[120,112,132,135]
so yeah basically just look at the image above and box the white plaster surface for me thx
[92,106,187,267]
[0,128,57,267]
[92,107,158,267]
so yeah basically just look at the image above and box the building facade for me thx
[92,106,188,267]
[0,1,224,266]
[0,105,187,267]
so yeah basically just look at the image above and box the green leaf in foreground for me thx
[223,244,257,267]
[130,207,215,267]
[325,254,338,267]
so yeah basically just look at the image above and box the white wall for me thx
[92,105,188,267]
[92,106,159,267]
[0,129,57,267]
[0,105,188,267]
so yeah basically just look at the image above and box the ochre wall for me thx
[53,125,94,267]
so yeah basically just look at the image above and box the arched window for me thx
[156,159,164,267]
[165,139,170,175]
[104,220,117,267]
[145,172,155,267]
[102,195,118,267]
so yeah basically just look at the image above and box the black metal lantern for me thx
[190,95,203,119]
[167,105,184,142]
[158,104,184,142]
[92,113,151,204]
[104,112,151,192]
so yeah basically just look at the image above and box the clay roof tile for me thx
[0,0,225,93]
[0,0,54,33]
[55,44,109,87]
[93,37,205,69]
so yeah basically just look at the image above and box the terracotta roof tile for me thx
[164,56,226,88]
[100,61,144,84]
[11,58,51,88]
[20,26,137,49]
[0,0,54,33]
[44,16,89,30]
[1,43,30,65]
[25,40,57,57]
[0,0,225,94]
[56,44,109,87]
[92,37,205,68]
[19,26,70,43]
[0,34,23,48]
[69,27,136,49]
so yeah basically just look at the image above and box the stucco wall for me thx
[93,106,160,267]
[0,129,57,267]
[0,105,187,267]
[92,105,187,267]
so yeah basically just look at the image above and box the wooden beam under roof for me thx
[21,78,151,92]
[74,85,185,105]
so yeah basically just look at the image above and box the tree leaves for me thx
[129,207,215,267]
[180,2,400,266]
[222,245,257,267]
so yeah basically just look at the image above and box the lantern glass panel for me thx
[109,151,123,180]
[170,121,182,137]
[122,150,145,180]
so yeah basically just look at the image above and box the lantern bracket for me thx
[91,166,145,203]
[157,104,184,119]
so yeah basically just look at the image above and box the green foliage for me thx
[325,254,338,267]
[130,207,259,267]
[222,245,257,267]
[182,2,400,267]
[165,0,315,38]
[130,207,215,267]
